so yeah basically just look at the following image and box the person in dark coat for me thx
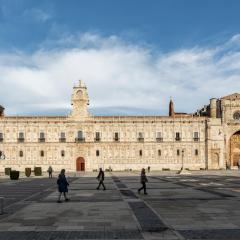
[57,169,69,202]
[96,168,106,190]
[48,166,53,178]
[138,168,148,195]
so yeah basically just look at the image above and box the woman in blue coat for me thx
[57,169,69,203]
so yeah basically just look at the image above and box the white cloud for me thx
[0,33,240,116]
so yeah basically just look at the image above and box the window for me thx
[195,149,198,156]
[233,111,240,120]
[19,132,24,138]
[95,132,101,141]
[139,150,142,156]
[114,132,119,141]
[156,132,163,142]
[194,132,199,141]
[76,131,85,142]
[39,132,45,142]
[60,132,66,142]
[40,150,44,157]
[78,131,83,139]
[177,149,180,156]
[61,150,65,157]
[18,132,24,142]
[19,150,23,157]
[0,132,3,142]
[158,149,161,156]
[175,132,181,141]
[138,132,144,142]
[96,150,100,156]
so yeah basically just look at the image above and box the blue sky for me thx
[0,0,240,115]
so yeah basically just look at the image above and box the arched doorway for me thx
[229,131,240,167]
[76,157,85,171]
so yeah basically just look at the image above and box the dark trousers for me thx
[138,182,147,193]
[49,172,52,178]
[97,180,106,190]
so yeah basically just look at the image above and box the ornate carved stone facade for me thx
[0,81,239,172]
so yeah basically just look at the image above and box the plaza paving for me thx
[0,171,240,239]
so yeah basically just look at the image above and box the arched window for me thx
[61,150,65,157]
[177,149,180,156]
[139,150,142,156]
[158,149,161,156]
[19,150,23,157]
[195,149,199,156]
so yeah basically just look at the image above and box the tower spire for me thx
[169,97,174,117]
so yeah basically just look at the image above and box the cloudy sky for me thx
[0,0,240,116]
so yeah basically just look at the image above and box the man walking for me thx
[138,168,148,195]
[48,166,53,178]
[96,168,106,190]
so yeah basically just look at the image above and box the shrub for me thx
[25,168,31,177]
[5,168,11,176]
[34,167,42,176]
[10,170,19,180]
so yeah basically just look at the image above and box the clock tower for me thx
[70,80,90,119]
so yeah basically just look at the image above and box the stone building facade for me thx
[0,80,240,172]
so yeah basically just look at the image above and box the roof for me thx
[221,93,240,100]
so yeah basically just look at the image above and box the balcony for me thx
[193,137,200,142]
[75,138,85,143]
[18,138,25,143]
[175,137,181,141]
[59,138,66,143]
[138,137,144,142]
[95,138,101,142]
[39,138,45,143]
[156,137,163,142]
[113,138,119,142]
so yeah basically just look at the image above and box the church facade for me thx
[0,80,240,172]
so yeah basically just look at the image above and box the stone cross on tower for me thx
[70,80,90,119]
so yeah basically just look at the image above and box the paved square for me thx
[0,171,240,239]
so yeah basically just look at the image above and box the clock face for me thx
[233,111,240,120]
[76,90,83,98]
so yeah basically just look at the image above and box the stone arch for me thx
[229,130,240,167]
[76,157,85,171]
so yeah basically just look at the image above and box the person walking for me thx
[138,168,148,195]
[48,166,53,178]
[57,169,69,203]
[147,166,150,173]
[96,168,106,190]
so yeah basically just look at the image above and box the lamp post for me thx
[178,149,191,175]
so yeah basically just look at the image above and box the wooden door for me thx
[76,157,85,171]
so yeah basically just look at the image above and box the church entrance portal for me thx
[229,131,240,167]
[76,157,85,171]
